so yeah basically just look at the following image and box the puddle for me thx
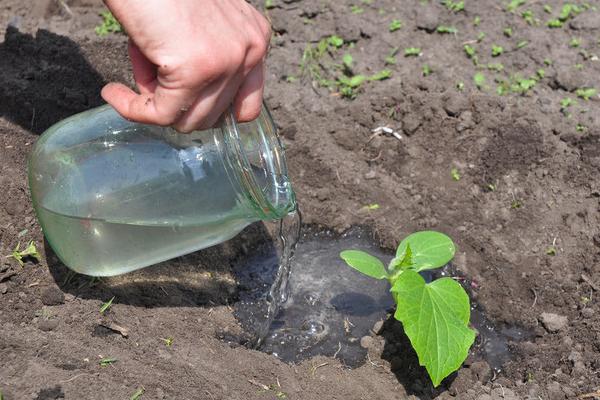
[230,226,531,371]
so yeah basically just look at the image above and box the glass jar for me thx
[28,104,296,276]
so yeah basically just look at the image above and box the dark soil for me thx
[1,0,600,399]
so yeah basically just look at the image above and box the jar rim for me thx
[222,103,296,220]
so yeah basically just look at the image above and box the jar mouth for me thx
[222,104,296,219]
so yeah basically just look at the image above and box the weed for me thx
[162,337,174,346]
[99,357,117,367]
[443,0,465,12]
[451,168,461,181]
[350,5,364,14]
[389,19,403,32]
[8,241,40,267]
[95,11,122,36]
[130,388,144,400]
[491,45,504,57]
[474,72,486,89]
[100,296,115,314]
[340,231,475,387]
[404,47,422,57]
[436,25,457,34]
[385,47,399,65]
[576,87,597,100]
[506,0,526,12]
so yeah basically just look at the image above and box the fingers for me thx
[128,39,157,94]
[234,60,264,122]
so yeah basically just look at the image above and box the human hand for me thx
[101,0,271,132]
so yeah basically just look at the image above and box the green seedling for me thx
[536,69,546,79]
[436,25,457,34]
[422,64,432,76]
[577,123,587,132]
[340,231,475,387]
[473,16,481,26]
[265,0,275,9]
[486,183,497,191]
[516,40,528,49]
[503,27,513,37]
[385,47,399,65]
[574,63,584,70]
[506,0,526,12]
[337,70,391,98]
[443,0,465,12]
[487,63,504,72]
[474,72,486,89]
[95,11,122,36]
[560,97,576,109]
[8,241,40,267]
[162,337,174,346]
[544,58,553,66]
[99,357,117,367]
[362,204,380,211]
[456,81,465,91]
[477,32,486,42]
[130,388,144,400]
[546,19,563,28]
[464,45,477,64]
[546,246,557,256]
[0,390,3,400]
[328,35,344,48]
[570,38,581,48]
[342,53,353,72]
[351,5,364,13]
[511,199,523,209]
[559,3,582,21]
[576,87,597,100]
[404,47,422,57]
[521,9,537,25]
[543,4,552,13]
[389,19,403,32]
[491,45,504,57]
[100,296,115,314]
[451,168,461,181]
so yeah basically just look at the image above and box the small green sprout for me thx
[8,241,40,267]
[487,63,504,72]
[162,337,174,346]
[342,53,353,70]
[100,296,115,314]
[544,58,553,66]
[464,44,476,59]
[576,87,597,100]
[328,35,344,48]
[559,3,582,21]
[477,32,486,42]
[389,19,403,32]
[574,63,584,70]
[516,40,528,49]
[362,204,380,211]
[503,27,513,37]
[546,246,557,256]
[95,11,122,36]
[561,97,576,109]
[265,0,275,9]
[473,16,481,26]
[536,69,546,79]
[577,123,587,132]
[130,388,144,400]
[487,183,497,191]
[511,199,523,209]
[436,25,457,34]
[569,37,581,48]
[456,81,465,91]
[451,168,461,181]
[385,47,399,65]
[369,69,392,81]
[350,5,364,14]
[422,64,432,76]
[521,9,536,25]
[517,77,536,91]
[474,72,486,89]
[491,45,504,57]
[340,231,475,387]
[543,4,552,13]
[99,357,117,367]
[443,0,465,12]
[404,47,422,57]
[546,19,563,28]
[506,0,526,12]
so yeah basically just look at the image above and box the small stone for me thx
[360,335,374,349]
[64,293,75,302]
[0,283,7,294]
[364,170,377,180]
[38,319,59,332]
[41,286,65,306]
[448,369,472,395]
[372,320,384,334]
[540,312,568,333]
[581,308,594,318]
[546,381,565,400]
[470,360,492,382]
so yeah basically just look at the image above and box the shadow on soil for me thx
[46,223,275,308]
[0,26,105,134]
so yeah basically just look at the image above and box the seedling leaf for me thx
[100,296,115,314]
[99,357,117,367]
[392,271,476,387]
[394,231,455,272]
[9,240,41,267]
[369,69,392,81]
[130,388,144,400]
[328,35,344,48]
[95,11,122,36]
[340,250,388,279]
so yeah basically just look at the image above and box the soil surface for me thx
[1,0,600,399]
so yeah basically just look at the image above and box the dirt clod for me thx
[540,313,569,333]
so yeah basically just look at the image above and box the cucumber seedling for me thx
[340,231,476,387]
[8,240,40,267]
[95,10,122,36]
